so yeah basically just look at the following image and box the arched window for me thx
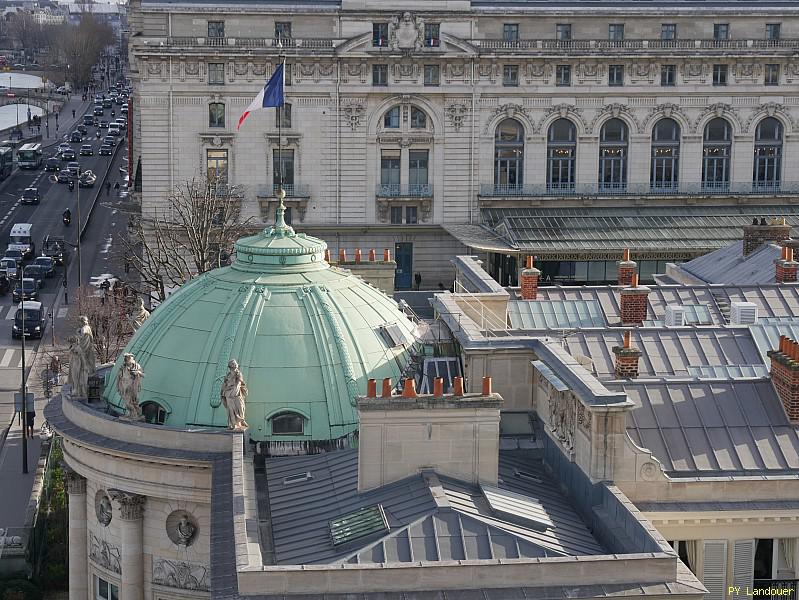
[702,118,732,191]
[650,118,681,191]
[494,118,524,192]
[547,118,576,192]
[141,402,168,425]
[753,117,783,191]
[598,118,628,192]
[383,106,400,128]
[410,107,427,129]
[271,412,305,435]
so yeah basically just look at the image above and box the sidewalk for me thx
[38,94,92,148]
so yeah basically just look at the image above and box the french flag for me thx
[237,63,285,130]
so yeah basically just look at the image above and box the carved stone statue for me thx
[220,359,248,430]
[67,336,87,398]
[389,12,424,51]
[176,513,196,546]
[116,353,144,419]
[128,297,150,331]
[97,494,112,526]
[76,315,97,375]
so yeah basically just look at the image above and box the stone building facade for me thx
[127,0,799,288]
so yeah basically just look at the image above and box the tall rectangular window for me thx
[284,63,292,86]
[556,64,571,86]
[608,24,624,41]
[208,63,225,85]
[608,64,624,86]
[556,24,571,41]
[765,63,780,85]
[408,150,429,195]
[274,22,292,40]
[712,64,728,86]
[276,103,291,128]
[272,149,294,188]
[381,150,400,194]
[503,64,519,86]
[372,64,388,86]
[713,23,729,40]
[766,23,781,40]
[207,21,224,38]
[390,206,403,224]
[96,576,119,600]
[661,23,677,40]
[424,64,439,86]
[372,23,388,47]
[209,102,225,128]
[660,64,676,86]
[206,149,228,184]
[424,23,440,47]
[405,206,418,224]
[503,23,519,42]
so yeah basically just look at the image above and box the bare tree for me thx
[7,12,39,59]
[122,179,253,303]
[73,284,135,364]
[52,14,113,87]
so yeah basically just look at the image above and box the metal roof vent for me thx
[731,301,758,325]
[664,305,685,327]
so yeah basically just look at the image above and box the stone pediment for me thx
[336,32,476,58]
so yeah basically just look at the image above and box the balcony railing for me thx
[752,580,799,600]
[165,36,334,49]
[376,183,433,198]
[256,183,311,198]
[480,181,799,197]
[476,38,799,51]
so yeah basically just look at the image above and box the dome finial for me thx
[272,186,294,237]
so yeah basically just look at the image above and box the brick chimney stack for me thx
[743,216,791,256]
[768,335,799,422]
[619,273,650,326]
[612,330,642,379]
[520,256,541,300]
[776,246,798,283]
[617,248,638,287]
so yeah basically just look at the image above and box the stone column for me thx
[109,490,146,600]
[66,472,88,600]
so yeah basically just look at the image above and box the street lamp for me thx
[18,264,29,474]
[75,169,82,285]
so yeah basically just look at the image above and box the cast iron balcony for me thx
[480,181,799,198]
[475,38,799,52]
[256,183,311,198]
[376,184,433,198]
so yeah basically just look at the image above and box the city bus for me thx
[0,147,12,181]
[17,143,42,169]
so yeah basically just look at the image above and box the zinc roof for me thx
[619,380,799,476]
[679,242,782,285]
[508,299,605,329]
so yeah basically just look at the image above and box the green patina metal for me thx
[103,201,418,443]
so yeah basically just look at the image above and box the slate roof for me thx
[618,380,799,477]
[480,207,799,256]
[261,449,604,565]
[679,242,781,285]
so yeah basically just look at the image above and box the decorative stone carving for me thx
[341,101,365,131]
[495,103,525,121]
[628,62,656,84]
[692,103,741,133]
[95,491,113,526]
[393,61,419,82]
[66,471,86,495]
[537,104,585,135]
[117,353,144,420]
[68,316,96,399]
[128,297,150,331]
[744,102,794,133]
[588,103,640,134]
[734,62,762,83]
[166,510,198,547]
[184,62,199,77]
[234,62,248,76]
[388,12,424,52]
[576,402,591,434]
[525,62,552,82]
[577,62,604,84]
[682,61,709,83]
[221,359,249,430]
[445,102,469,132]
[639,462,660,481]
[252,62,266,77]
[89,532,121,574]
[477,62,499,83]
[785,62,799,84]
[447,63,466,81]
[317,62,334,79]
[108,489,146,521]
[152,557,210,591]
[548,391,576,454]
[641,103,689,132]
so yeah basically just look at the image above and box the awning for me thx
[442,223,519,254]
[478,206,799,259]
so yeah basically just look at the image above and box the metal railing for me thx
[752,580,799,600]
[480,181,799,197]
[376,183,433,198]
[452,278,509,337]
[476,38,799,51]
[256,183,311,198]
[165,36,334,49]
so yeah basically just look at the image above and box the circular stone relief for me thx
[95,490,113,527]
[166,510,199,547]
[639,462,659,481]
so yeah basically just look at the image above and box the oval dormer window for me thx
[271,412,304,435]
[141,401,168,425]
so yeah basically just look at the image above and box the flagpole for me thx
[277,45,286,207]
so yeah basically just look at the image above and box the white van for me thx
[8,223,33,258]
[108,123,121,136]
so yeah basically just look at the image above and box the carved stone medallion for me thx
[166,510,199,547]
[95,490,113,527]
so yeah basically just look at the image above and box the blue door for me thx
[394,242,413,290]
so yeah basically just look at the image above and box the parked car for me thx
[67,162,80,177]
[78,170,96,188]
[20,187,39,205]
[60,148,76,161]
[57,169,71,183]
[12,301,45,339]
[44,157,60,171]
[12,278,38,303]
[33,256,54,278]
[98,144,113,156]
[69,130,82,143]
[79,144,93,156]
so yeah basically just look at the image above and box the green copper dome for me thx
[103,202,418,447]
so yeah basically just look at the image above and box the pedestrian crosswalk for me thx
[0,348,26,369]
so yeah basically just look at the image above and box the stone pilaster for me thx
[109,490,146,600]
[66,472,88,600]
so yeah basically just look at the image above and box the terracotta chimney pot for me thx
[482,376,492,396]
[453,376,464,396]
[369,249,376,262]
[381,378,393,398]
[367,379,377,398]
[355,248,362,263]
[339,248,346,263]
[433,377,444,397]
[383,248,391,262]
[402,378,417,398]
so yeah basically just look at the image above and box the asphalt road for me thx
[0,100,128,429]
